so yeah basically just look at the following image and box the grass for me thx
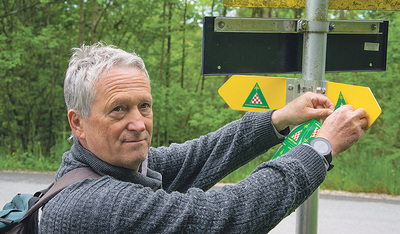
[0,140,72,172]
[321,136,400,195]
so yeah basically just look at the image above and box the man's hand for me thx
[272,92,335,132]
[316,105,368,157]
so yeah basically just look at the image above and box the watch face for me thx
[311,139,331,155]
[310,138,334,170]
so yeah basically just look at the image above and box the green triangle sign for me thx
[335,91,346,110]
[243,83,270,109]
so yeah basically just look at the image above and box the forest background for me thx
[0,0,399,195]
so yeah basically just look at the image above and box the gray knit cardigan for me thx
[40,111,326,233]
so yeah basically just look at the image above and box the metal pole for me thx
[302,0,329,82]
[296,189,320,233]
[296,0,329,234]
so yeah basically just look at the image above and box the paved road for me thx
[1,171,399,233]
[0,171,55,206]
[269,193,400,234]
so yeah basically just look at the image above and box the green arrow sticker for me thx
[243,83,270,109]
[272,120,322,159]
[335,91,346,110]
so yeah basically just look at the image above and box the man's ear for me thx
[67,109,86,140]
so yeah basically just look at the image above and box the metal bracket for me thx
[214,17,382,35]
[329,20,381,34]
[214,17,298,33]
[298,20,330,33]
[286,79,327,103]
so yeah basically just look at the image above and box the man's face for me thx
[77,66,153,171]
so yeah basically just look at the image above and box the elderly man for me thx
[40,43,367,233]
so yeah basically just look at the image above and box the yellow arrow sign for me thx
[326,81,381,129]
[224,0,400,11]
[219,76,382,128]
[218,75,287,112]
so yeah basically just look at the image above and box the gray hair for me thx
[64,42,149,119]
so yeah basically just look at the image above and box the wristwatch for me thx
[308,138,334,171]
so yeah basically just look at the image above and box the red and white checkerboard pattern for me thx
[311,127,319,137]
[250,93,262,104]
[291,130,302,141]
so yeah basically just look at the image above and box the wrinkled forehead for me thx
[96,64,149,85]
[94,66,151,97]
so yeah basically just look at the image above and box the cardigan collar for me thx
[69,137,162,191]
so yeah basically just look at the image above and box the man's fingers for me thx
[354,108,367,118]
[310,94,335,110]
[338,104,355,112]
[310,108,334,120]
[353,108,368,130]
[360,118,368,130]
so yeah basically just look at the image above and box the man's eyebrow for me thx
[141,97,153,103]
[107,96,152,107]
[107,98,128,108]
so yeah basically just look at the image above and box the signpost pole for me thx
[296,0,329,233]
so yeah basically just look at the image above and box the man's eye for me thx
[140,103,151,109]
[113,106,123,112]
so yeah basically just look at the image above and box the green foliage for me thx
[321,133,400,195]
[0,1,399,194]
[0,138,71,171]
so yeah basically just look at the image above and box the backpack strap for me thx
[20,167,100,222]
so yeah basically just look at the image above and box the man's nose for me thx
[126,109,146,132]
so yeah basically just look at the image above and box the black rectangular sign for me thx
[202,17,388,75]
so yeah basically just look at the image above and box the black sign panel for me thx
[202,17,388,75]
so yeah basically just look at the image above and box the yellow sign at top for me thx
[224,0,400,11]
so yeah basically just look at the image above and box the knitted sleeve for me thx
[148,111,287,193]
[40,144,326,234]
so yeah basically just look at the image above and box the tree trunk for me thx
[180,0,187,89]
[79,0,85,45]
[268,8,273,18]
[156,0,167,147]
[163,1,174,144]
[166,2,173,88]
[259,8,265,18]
[251,8,257,17]
[222,5,227,17]
[159,0,167,87]
[46,2,55,153]
[91,0,99,42]
[211,0,216,16]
